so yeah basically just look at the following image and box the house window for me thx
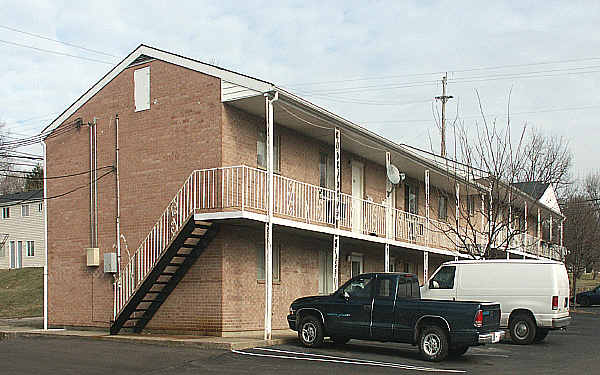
[257,242,280,282]
[9,241,15,268]
[2,207,9,219]
[404,183,418,214]
[257,128,280,172]
[39,203,43,212]
[438,196,448,221]
[26,241,34,257]
[134,66,150,112]
[319,248,333,294]
[467,196,475,216]
[350,254,364,278]
[0,243,4,257]
[21,204,30,217]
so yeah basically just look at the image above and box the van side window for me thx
[429,266,456,289]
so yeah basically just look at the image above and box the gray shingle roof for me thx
[511,182,550,200]
[0,189,43,205]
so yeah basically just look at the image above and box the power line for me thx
[0,165,113,180]
[0,24,119,58]
[0,39,114,64]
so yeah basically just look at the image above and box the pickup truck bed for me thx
[287,272,504,361]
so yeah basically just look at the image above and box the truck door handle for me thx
[363,305,372,311]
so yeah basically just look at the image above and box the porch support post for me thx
[423,251,429,284]
[560,219,564,247]
[384,152,393,273]
[425,170,430,245]
[332,127,341,289]
[455,183,460,254]
[384,243,390,272]
[264,92,277,340]
[524,201,528,259]
[537,207,541,257]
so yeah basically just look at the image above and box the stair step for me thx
[134,309,148,312]
[180,244,196,248]
[141,299,161,303]
[168,263,183,267]
[161,272,176,276]
[195,221,212,228]
[146,291,162,294]
[127,317,143,320]
[154,282,169,285]
[188,234,205,239]
[172,253,192,258]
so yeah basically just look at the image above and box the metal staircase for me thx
[110,218,218,334]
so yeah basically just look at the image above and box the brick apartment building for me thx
[42,45,566,337]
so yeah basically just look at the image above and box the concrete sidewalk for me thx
[0,319,297,350]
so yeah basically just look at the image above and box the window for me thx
[0,243,4,257]
[397,277,420,298]
[467,196,475,216]
[2,207,9,219]
[257,242,280,282]
[134,66,150,112]
[342,275,375,299]
[39,203,43,212]
[429,266,456,289]
[389,257,396,273]
[26,241,34,257]
[349,254,363,278]
[257,128,280,172]
[21,204,30,217]
[376,277,396,299]
[319,248,334,294]
[405,183,418,214]
[438,195,448,221]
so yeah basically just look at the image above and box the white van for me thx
[421,259,571,344]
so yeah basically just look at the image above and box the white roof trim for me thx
[43,44,274,136]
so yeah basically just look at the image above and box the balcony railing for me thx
[189,165,568,260]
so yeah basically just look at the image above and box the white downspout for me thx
[43,140,48,330]
[115,114,121,273]
[94,118,98,248]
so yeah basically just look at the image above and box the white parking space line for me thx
[468,353,509,358]
[232,348,465,373]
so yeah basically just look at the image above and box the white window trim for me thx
[26,241,35,257]
[134,66,151,112]
[349,253,364,277]
[21,204,30,217]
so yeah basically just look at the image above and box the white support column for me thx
[537,208,541,257]
[332,127,341,289]
[560,219,564,247]
[425,170,430,244]
[507,197,512,260]
[549,216,553,243]
[423,251,429,284]
[384,243,390,273]
[264,93,276,340]
[384,152,392,273]
[455,183,460,253]
[481,194,485,248]
[524,201,528,259]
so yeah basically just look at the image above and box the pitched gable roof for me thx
[512,181,550,200]
[0,189,43,205]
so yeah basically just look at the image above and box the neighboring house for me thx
[42,45,566,337]
[0,190,44,269]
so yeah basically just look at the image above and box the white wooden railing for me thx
[115,165,566,318]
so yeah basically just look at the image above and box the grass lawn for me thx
[0,267,43,318]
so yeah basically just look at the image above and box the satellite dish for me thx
[387,164,401,185]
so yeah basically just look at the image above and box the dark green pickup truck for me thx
[287,272,504,361]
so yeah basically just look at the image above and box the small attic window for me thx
[134,66,150,112]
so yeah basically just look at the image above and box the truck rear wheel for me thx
[509,313,536,345]
[298,316,324,348]
[419,325,449,362]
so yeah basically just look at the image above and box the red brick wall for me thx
[46,59,223,329]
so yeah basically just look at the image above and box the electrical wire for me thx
[0,165,113,180]
[0,39,114,64]
[277,102,333,131]
[0,24,119,58]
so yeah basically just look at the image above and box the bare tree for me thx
[0,120,26,195]
[429,91,567,259]
[562,175,600,303]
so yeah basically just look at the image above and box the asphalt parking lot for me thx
[1,308,599,374]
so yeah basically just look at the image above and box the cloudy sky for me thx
[1,1,599,177]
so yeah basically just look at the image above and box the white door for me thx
[319,248,333,294]
[16,241,23,268]
[350,254,364,278]
[352,161,364,233]
[9,241,15,269]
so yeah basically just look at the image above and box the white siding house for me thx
[0,190,45,269]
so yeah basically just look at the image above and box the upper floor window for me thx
[257,128,280,172]
[405,183,418,214]
[134,66,150,112]
[467,195,475,216]
[319,152,334,189]
[21,204,30,217]
[438,195,448,221]
[2,207,9,219]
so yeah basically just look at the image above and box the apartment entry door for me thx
[352,161,364,233]
[10,241,22,269]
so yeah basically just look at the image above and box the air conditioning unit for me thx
[104,253,117,273]
[86,248,99,267]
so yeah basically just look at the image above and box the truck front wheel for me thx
[298,316,324,348]
[419,325,449,362]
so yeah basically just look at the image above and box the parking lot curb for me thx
[0,329,297,351]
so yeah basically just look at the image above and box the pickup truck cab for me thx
[287,272,504,362]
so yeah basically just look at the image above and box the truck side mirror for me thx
[343,291,351,300]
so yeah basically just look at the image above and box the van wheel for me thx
[509,314,536,345]
[448,345,469,358]
[534,328,550,342]
[419,325,449,362]
[298,316,324,348]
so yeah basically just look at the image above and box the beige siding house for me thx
[0,190,45,269]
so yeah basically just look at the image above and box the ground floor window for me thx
[26,241,34,257]
[319,249,333,294]
[256,242,280,282]
[349,254,363,278]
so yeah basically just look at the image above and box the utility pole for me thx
[435,73,453,158]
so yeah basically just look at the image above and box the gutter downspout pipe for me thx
[115,114,121,273]
[43,141,48,330]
